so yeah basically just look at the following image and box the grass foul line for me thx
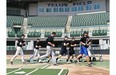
[57,69,64,75]
[7,68,21,75]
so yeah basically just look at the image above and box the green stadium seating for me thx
[45,32,51,37]
[34,32,41,37]
[92,29,107,36]
[7,46,9,51]
[7,16,24,27]
[56,32,62,37]
[28,16,68,28]
[44,31,62,37]
[28,32,41,37]
[70,31,80,37]
[70,31,89,37]
[17,31,23,37]
[7,31,15,37]
[71,12,109,27]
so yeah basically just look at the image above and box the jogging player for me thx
[76,31,92,67]
[39,32,56,65]
[67,37,77,63]
[56,36,69,63]
[27,39,41,63]
[10,34,26,65]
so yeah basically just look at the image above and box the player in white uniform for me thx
[10,34,26,65]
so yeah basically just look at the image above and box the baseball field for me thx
[7,55,109,75]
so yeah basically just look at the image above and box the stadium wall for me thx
[28,0,107,16]
[29,4,38,16]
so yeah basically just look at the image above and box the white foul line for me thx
[7,68,21,74]
[25,68,38,75]
[25,64,50,75]
[41,65,50,69]
[57,69,64,75]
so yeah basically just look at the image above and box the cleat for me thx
[37,58,39,62]
[67,61,71,64]
[88,64,92,67]
[47,59,51,63]
[27,60,30,63]
[56,58,58,63]
[23,62,26,64]
[10,61,13,65]
[66,59,68,62]
[70,60,73,63]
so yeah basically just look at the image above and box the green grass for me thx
[7,68,35,75]
[7,68,68,75]
[30,69,61,75]
[7,68,18,73]
[94,60,109,69]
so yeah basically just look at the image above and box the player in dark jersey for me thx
[10,34,26,65]
[56,36,69,63]
[67,37,77,63]
[39,32,56,65]
[76,31,92,67]
[27,39,41,63]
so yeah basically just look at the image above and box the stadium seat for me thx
[45,32,51,37]
[8,31,15,37]
[28,32,41,37]
[56,32,62,37]
[7,16,24,27]
[17,31,23,37]
[28,16,68,28]
[71,12,109,27]
[70,31,81,37]
[92,29,107,36]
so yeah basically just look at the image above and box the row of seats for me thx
[45,32,62,37]
[28,32,41,37]
[92,30,107,36]
[28,16,68,28]
[7,16,24,27]
[8,31,15,37]
[71,12,109,26]
[70,29,107,37]
[70,31,87,37]
[7,12,109,28]
[7,31,23,37]
[7,46,16,50]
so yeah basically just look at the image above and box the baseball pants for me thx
[29,48,40,60]
[10,46,25,62]
[40,46,56,64]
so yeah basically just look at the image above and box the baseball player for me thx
[10,34,26,65]
[76,31,92,67]
[86,35,92,62]
[56,36,69,63]
[39,32,56,65]
[67,37,77,63]
[27,39,41,63]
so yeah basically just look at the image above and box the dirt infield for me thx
[47,64,109,75]
[68,66,109,75]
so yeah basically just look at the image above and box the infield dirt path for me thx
[47,64,109,75]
